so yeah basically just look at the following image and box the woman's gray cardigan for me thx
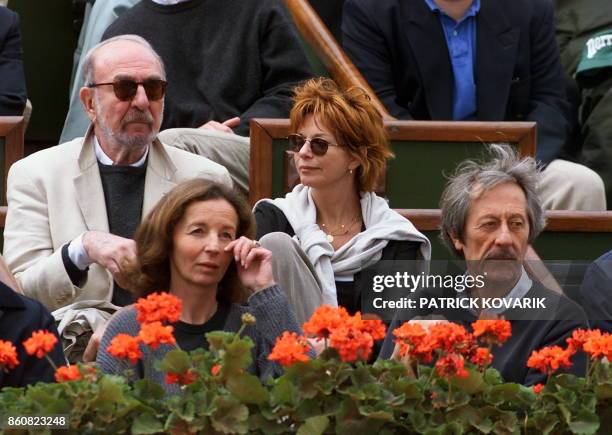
[96,285,301,394]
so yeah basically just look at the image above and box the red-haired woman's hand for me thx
[225,237,275,293]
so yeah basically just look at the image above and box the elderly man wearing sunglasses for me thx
[3,35,232,362]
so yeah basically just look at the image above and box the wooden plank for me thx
[284,0,393,120]
[248,119,538,206]
[396,209,612,233]
[0,117,25,205]
[384,121,536,157]
[248,119,274,205]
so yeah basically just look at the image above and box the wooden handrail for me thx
[397,209,612,232]
[284,0,394,120]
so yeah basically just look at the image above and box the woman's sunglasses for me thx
[87,79,167,101]
[287,133,338,156]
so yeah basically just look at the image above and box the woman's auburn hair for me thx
[289,77,394,192]
[125,179,254,304]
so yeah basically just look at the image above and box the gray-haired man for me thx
[380,145,587,385]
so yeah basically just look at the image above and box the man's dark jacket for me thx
[0,282,65,388]
[342,0,571,165]
[0,7,27,116]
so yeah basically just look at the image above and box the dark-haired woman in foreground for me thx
[97,180,301,392]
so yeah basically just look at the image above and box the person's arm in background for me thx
[234,2,313,136]
[0,7,27,116]
[342,0,412,119]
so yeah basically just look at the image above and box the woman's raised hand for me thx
[224,237,275,293]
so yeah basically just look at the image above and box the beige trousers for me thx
[539,159,607,211]
[259,232,323,325]
[157,128,250,194]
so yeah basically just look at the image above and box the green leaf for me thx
[206,331,236,350]
[89,375,127,414]
[222,338,255,374]
[157,349,191,374]
[568,410,600,435]
[483,368,504,385]
[131,412,164,434]
[532,411,559,435]
[558,403,572,424]
[133,379,165,401]
[296,398,324,420]
[484,383,521,406]
[297,415,329,435]
[226,373,269,405]
[450,368,486,394]
[270,377,299,407]
[175,399,196,422]
[358,403,394,421]
[390,377,422,400]
[211,395,249,434]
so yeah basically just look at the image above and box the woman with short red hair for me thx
[255,78,431,324]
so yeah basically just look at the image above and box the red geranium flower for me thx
[356,313,387,341]
[138,322,176,349]
[0,340,19,371]
[435,353,469,378]
[470,347,493,368]
[393,322,436,363]
[533,383,544,394]
[527,345,574,375]
[329,324,374,362]
[55,365,82,383]
[268,331,310,367]
[135,292,182,324]
[471,320,512,346]
[429,322,475,355]
[107,333,142,364]
[302,305,350,339]
[210,364,221,376]
[165,369,197,385]
[23,330,58,359]
[566,329,599,351]
[583,332,612,360]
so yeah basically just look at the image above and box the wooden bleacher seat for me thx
[249,118,536,208]
[0,116,25,205]
[399,209,612,262]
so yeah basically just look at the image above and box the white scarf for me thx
[256,185,431,305]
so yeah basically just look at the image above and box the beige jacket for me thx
[4,129,232,310]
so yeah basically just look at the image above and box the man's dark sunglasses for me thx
[87,79,167,101]
[287,133,338,156]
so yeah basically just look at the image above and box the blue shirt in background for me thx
[423,0,480,120]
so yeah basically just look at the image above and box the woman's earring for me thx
[349,169,354,175]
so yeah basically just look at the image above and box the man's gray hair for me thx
[439,144,546,258]
[82,35,166,85]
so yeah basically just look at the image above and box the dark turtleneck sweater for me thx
[102,0,313,136]
[61,162,146,307]
[98,162,146,306]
